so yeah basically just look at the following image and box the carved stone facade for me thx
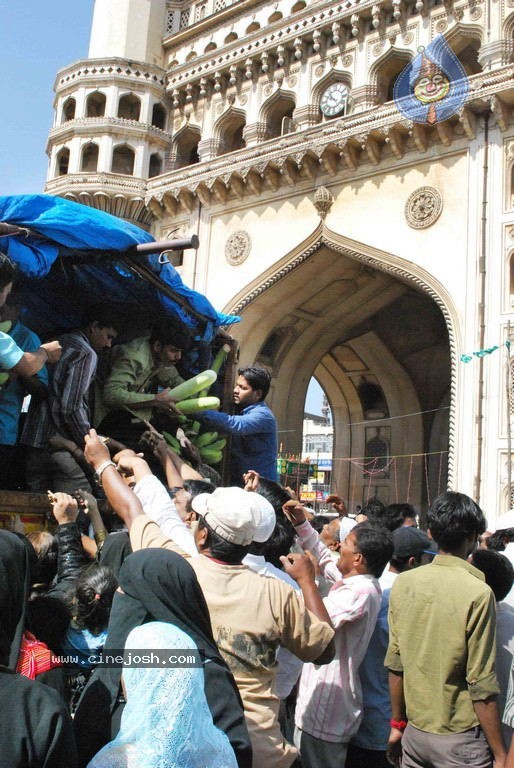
[45,0,514,519]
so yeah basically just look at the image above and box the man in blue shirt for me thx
[198,365,278,486]
[0,252,61,376]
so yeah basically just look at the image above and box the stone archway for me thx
[225,223,459,511]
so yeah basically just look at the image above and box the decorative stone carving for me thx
[470,6,482,19]
[225,230,251,265]
[342,54,354,67]
[435,19,448,33]
[263,84,274,97]
[405,187,443,229]
[313,186,334,220]
[314,64,325,77]
[288,75,298,87]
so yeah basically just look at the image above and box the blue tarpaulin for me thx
[0,194,239,342]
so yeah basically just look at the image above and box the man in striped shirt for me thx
[284,503,393,768]
[22,305,119,493]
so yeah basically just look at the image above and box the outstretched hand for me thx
[84,428,110,470]
[282,499,307,527]
[48,491,79,524]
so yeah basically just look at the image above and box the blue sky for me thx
[1,1,94,195]
[1,2,325,414]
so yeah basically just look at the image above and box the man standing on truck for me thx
[197,365,278,486]
[94,320,191,447]
[22,305,119,493]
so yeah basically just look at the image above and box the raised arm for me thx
[84,430,144,529]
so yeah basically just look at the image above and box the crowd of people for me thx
[3,247,514,767]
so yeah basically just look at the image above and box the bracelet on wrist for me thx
[390,719,408,731]
[95,460,116,487]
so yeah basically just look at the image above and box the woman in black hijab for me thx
[74,548,251,768]
[0,529,77,767]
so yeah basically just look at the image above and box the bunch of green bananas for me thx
[163,428,226,466]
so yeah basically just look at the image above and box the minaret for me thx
[89,0,167,67]
[45,0,170,224]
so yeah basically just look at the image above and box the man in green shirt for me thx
[385,491,506,768]
[95,321,190,447]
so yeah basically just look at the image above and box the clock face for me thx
[320,83,348,117]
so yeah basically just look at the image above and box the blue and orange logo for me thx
[393,35,469,125]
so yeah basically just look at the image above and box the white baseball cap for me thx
[192,487,266,546]
[249,493,276,543]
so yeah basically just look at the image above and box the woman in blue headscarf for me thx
[88,622,237,768]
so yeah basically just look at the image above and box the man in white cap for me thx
[190,486,335,768]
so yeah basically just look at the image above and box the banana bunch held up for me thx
[162,344,230,467]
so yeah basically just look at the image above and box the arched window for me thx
[118,94,141,121]
[57,148,70,176]
[112,145,135,175]
[81,143,99,172]
[151,103,166,130]
[149,153,163,178]
[62,98,76,122]
[218,114,246,155]
[373,54,412,103]
[268,11,283,22]
[357,379,389,419]
[291,0,306,11]
[86,92,106,117]
[224,32,238,44]
[263,96,296,139]
[173,128,201,169]
[205,41,217,53]
[246,22,260,33]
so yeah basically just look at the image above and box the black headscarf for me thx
[0,530,31,669]
[74,549,251,768]
[98,531,132,580]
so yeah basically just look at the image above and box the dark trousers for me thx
[345,742,390,768]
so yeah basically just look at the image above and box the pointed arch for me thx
[259,89,297,139]
[86,91,106,118]
[369,46,413,103]
[224,222,460,489]
[213,106,247,155]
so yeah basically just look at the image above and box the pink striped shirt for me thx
[294,521,382,742]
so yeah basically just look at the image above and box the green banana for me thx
[163,431,181,453]
[206,438,226,452]
[199,448,223,465]
[167,370,217,401]
[195,431,219,447]
[176,397,220,415]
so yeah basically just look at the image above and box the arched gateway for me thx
[225,222,459,512]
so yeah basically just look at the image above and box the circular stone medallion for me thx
[225,230,252,265]
[405,187,443,229]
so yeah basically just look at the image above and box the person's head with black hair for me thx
[383,503,416,532]
[427,491,486,556]
[0,252,16,307]
[174,479,215,524]
[26,531,58,590]
[82,303,120,353]
[339,522,393,579]
[26,595,70,654]
[470,549,514,602]
[149,319,192,365]
[360,498,386,523]
[196,517,251,565]
[74,564,118,636]
[234,366,272,407]
[245,478,296,565]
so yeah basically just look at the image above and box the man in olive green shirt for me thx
[95,321,189,446]
[385,491,506,768]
